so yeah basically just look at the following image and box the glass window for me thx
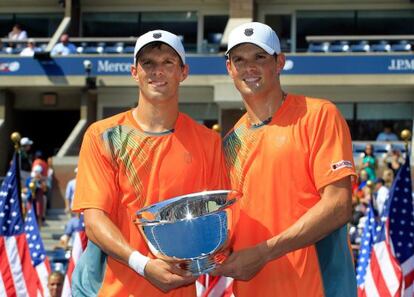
[82,13,139,37]
[203,15,228,53]
[335,103,354,120]
[357,10,414,35]
[82,11,198,52]
[265,15,291,52]
[141,11,197,52]
[0,14,14,38]
[0,13,62,38]
[296,11,355,52]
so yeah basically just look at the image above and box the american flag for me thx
[356,156,414,297]
[0,154,42,296]
[196,275,234,297]
[24,204,51,296]
[61,215,87,297]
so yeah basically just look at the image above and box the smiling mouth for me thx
[243,77,260,83]
[150,81,167,87]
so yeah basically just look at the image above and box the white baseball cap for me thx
[133,30,186,65]
[20,137,33,146]
[226,22,281,56]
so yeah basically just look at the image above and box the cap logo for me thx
[244,28,254,36]
[153,33,162,39]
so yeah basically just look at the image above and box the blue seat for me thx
[351,41,370,52]
[353,143,367,154]
[104,46,123,54]
[371,41,391,52]
[11,47,23,54]
[308,42,329,53]
[83,46,103,54]
[391,40,412,52]
[123,46,135,54]
[373,143,391,154]
[329,41,350,52]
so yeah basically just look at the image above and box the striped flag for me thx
[196,275,234,297]
[356,156,414,297]
[0,154,42,296]
[61,215,87,297]
[24,204,51,296]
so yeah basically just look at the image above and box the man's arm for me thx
[83,208,197,292]
[211,175,353,280]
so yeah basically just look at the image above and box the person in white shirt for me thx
[51,33,77,56]
[20,39,38,56]
[374,177,389,216]
[8,24,28,41]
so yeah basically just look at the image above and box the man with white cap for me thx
[20,136,34,182]
[71,30,227,296]
[211,22,357,296]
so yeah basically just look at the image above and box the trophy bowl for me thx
[134,190,240,275]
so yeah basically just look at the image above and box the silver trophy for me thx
[134,190,240,275]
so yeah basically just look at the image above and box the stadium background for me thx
[0,0,413,209]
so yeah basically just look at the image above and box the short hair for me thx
[48,271,64,283]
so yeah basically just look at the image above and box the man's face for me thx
[47,275,63,297]
[131,44,188,103]
[226,43,285,98]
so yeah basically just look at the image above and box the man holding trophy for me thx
[211,22,358,296]
[71,30,228,296]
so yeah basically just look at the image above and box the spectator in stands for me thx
[25,164,48,227]
[32,150,48,177]
[384,149,404,176]
[361,144,377,181]
[382,167,394,188]
[58,213,83,249]
[20,136,34,182]
[51,33,76,56]
[65,167,77,215]
[373,177,389,216]
[47,271,64,297]
[8,24,28,41]
[20,38,38,56]
[376,123,399,141]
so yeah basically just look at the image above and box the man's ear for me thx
[276,53,286,74]
[226,60,234,78]
[130,64,139,84]
[180,64,189,82]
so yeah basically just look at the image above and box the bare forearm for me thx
[84,208,134,265]
[263,176,353,262]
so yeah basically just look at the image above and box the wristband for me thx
[128,251,150,276]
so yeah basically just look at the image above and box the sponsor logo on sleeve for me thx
[331,160,353,171]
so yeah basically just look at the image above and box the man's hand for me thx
[210,242,268,281]
[144,258,198,293]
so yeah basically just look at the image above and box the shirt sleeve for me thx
[72,125,118,215]
[308,102,356,191]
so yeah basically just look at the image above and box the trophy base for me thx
[182,255,216,275]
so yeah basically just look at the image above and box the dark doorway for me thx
[12,110,79,158]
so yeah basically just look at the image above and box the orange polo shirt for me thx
[72,111,228,297]
[223,94,357,297]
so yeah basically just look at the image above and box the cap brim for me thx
[226,40,275,56]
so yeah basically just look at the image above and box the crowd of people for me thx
[3,23,77,57]
[349,142,405,259]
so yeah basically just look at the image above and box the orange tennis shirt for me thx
[223,94,357,297]
[72,111,228,297]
